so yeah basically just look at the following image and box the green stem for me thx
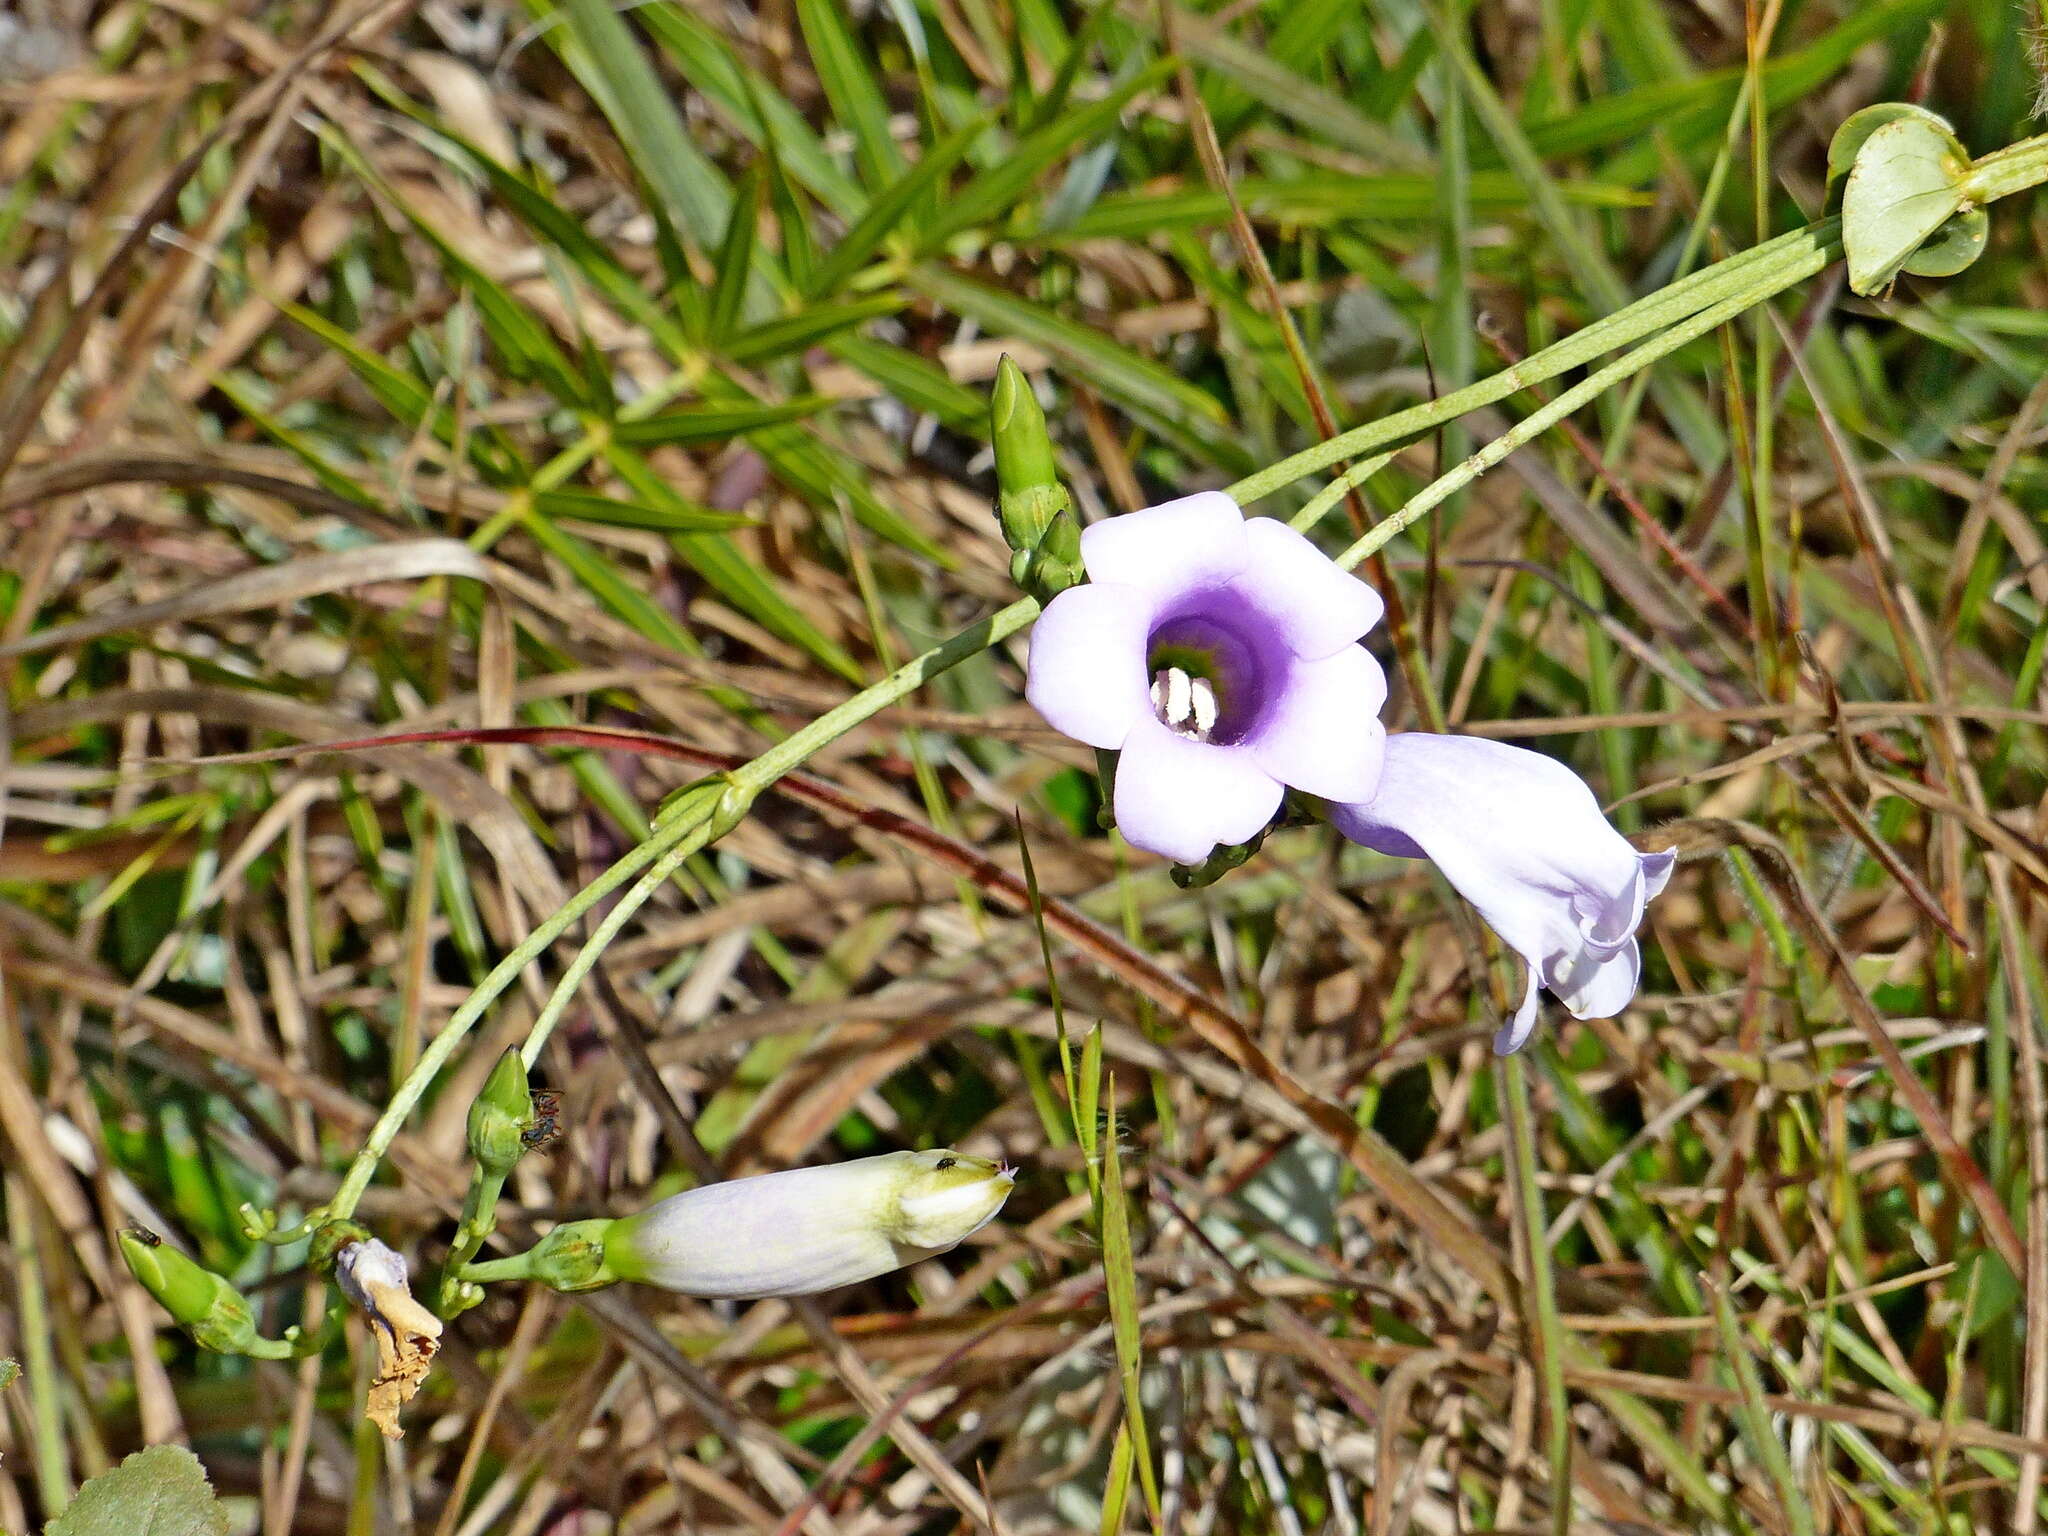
[312,597,1041,1229]
[518,814,717,1071]
[1225,218,1841,507]
[459,1250,540,1285]
[1500,1052,1571,1536]
[434,1167,508,1312]
[1333,254,1831,572]
[1960,131,2048,203]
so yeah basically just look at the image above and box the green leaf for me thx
[1841,115,1969,296]
[912,266,1247,468]
[634,4,863,218]
[794,0,905,190]
[707,163,764,342]
[922,60,1175,248]
[1826,101,1954,186]
[601,442,867,680]
[724,295,903,366]
[1901,205,1989,278]
[824,336,985,431]
[532,489,756,533]
[47,1446,230,1536]
[610,397,835,446]
[806,112,990,298]
[553,0,736,247]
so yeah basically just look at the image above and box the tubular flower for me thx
[1327,733,1676,1055]
[1025,492,1387,864]
[603,1150,1014,1299]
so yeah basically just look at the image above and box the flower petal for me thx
[1249,643,1387,801]
[1080,491,1249,599]
[1228,517,1385,659]
[1552,938,1641,1021]
[1328,733,1671,1053]
[1024,582,1157,750]
[1113,717,1283,864]
[1494,968,1543,1057]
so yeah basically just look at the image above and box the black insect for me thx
[523,1089,564,1153]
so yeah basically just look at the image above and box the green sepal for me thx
[308,1219,373,1276]
[463,1218,621,1293]
[1169,824,1269,889]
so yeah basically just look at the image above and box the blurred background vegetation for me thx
[2,0,2047,1531]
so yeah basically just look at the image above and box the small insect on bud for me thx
[522,1088,564,1153]
[466,1048,536,1177]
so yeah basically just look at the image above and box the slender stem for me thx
[1225,219,1841,507]
[316,812,694,1227]
[1333,255,1830,572]
[457,1250,539,1285]
[519,818,715,1071]
[732,597,1040,791]
[434,1167,508,1312]
[1499,1053,1571,1536]
[1961,132,2048,203]
[311,597,1041,1227]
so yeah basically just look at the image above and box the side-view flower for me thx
[1024,494,1673,1053]
[1327,734,1675,1055]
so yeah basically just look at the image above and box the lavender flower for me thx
[1025,492,1387,864]
[1328,734,1675,1055]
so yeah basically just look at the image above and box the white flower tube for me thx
[603,1150,1014,1299]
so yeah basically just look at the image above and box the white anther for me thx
[1150,666,1218,742]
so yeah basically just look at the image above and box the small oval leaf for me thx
[1841,115,1970,296]
[1826,102,1958,187]
[1901,204,1989,277]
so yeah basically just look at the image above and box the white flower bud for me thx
[602,1150,1014,1299]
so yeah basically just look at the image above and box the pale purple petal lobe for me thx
[1229,517,1385,658]
[1250,644,1387,802]
[1494,970,1543,1056]
[1080,491,1249,598]
[1114,718,1283,865]
[1024,583,1157,750]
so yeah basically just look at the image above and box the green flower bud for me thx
[467,1048,534,1177]
[990,356,1074,580]
[603,1150,1014,1299]
[120,1229,272,1356]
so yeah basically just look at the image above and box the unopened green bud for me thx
[653,776,723,828]
[705,773,756,842]
[991,356,1072,561]
[468,1048,534,1177]
[121,1229,276,1356]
